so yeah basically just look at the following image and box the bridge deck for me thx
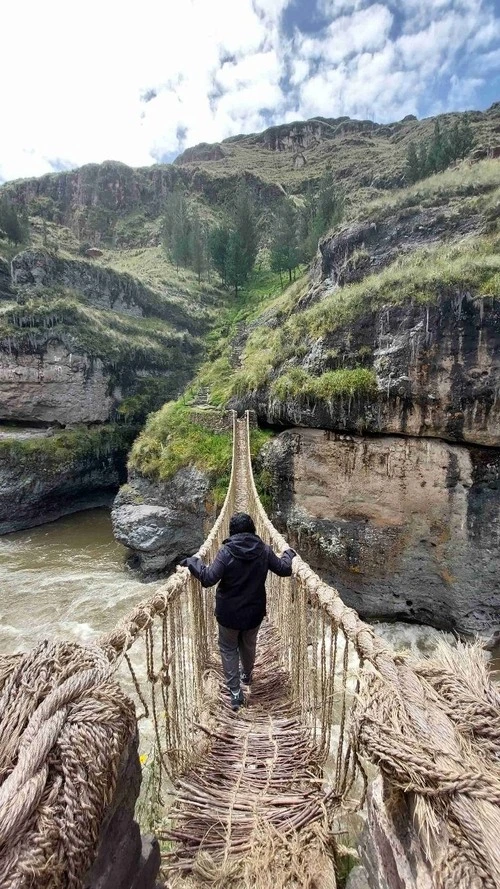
[161,622,339,887]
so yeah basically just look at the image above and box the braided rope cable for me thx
[2,411,500,889]
[240,411,500,888]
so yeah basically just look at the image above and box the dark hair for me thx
[229,512,256,536]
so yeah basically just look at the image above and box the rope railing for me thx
[241,411,500,889]
[1,410,500,889]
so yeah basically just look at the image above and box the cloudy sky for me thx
[1,0,499,183]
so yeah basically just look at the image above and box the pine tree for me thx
[208,225,230,286]
[270,198,300,284]
[298,172,344,261]
[316,168,344,233]
[458,114,475,157]
[418,142,429,179]
[226,230,247,297]
[189,212,206,284]
[162,184,191,270]
[405,142,420,184]
[0,198,24,244]
[233,181,258,280]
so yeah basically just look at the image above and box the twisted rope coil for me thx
[0,641,135,889]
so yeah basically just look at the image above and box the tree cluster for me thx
[405,117,475,184]
[162,184,209,283]
[0,196,28,245]
[163,180,259,295]
[208,182,258,297]
[269,169,344,284]
[162,168,344,295]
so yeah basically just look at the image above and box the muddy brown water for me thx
[1,506,497,673]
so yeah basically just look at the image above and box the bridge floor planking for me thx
[160,621,340,888]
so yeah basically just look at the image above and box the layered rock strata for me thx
[260,427,500,639]
[238,292,500,447]
[0,426,135,534]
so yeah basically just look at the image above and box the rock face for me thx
[239,292,500,447]
[85,731,160,889]
[112,467,213,575]
[0,342,116,425]
[318,206,483,288]
[261,428,500,639]
[360,778,434,889]
[0,426,134,534]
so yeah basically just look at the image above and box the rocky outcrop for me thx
[175,143,226,164]
[261,428,500,639]
[0,341,117,425]
[0,426,134,534]
[85,731,160,889]
[112,409,232,574]
[360,778,434,889]
[11,249,199,332]
[238,292,500,447]
[318,203,485,287]
[112,467,213,575]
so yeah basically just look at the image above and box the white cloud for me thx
[0,0,498,182]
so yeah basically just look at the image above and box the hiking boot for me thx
[230,688,244,711]
[240,672,252,686]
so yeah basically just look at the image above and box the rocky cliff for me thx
[224,163,500,640]
[0,425,135,534]
[260,428,499,639]
[0,251,204,532]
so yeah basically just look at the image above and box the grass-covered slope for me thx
[175,105,500,195]
[180,158,500,408]
[129,401,272,505]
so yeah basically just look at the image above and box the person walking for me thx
[181,512,296,711]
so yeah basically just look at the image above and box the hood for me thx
[223,532,266,561]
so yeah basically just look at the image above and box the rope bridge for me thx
[1,413,500,888]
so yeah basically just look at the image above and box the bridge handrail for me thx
[99,412,238,661]
[2,410,500,889]
[241,411,500,888]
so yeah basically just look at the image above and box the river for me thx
[0,507,162,654]
[2,506,488,665]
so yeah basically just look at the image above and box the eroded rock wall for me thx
[0,426,135,534]
[239,292,500,447]
[261,428,500,639]
[0,341,116,425]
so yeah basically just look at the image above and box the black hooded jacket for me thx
[183,532,295,630]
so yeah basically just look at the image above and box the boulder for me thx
[112,466,213,575]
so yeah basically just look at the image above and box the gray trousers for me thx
[218,623,260,692]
